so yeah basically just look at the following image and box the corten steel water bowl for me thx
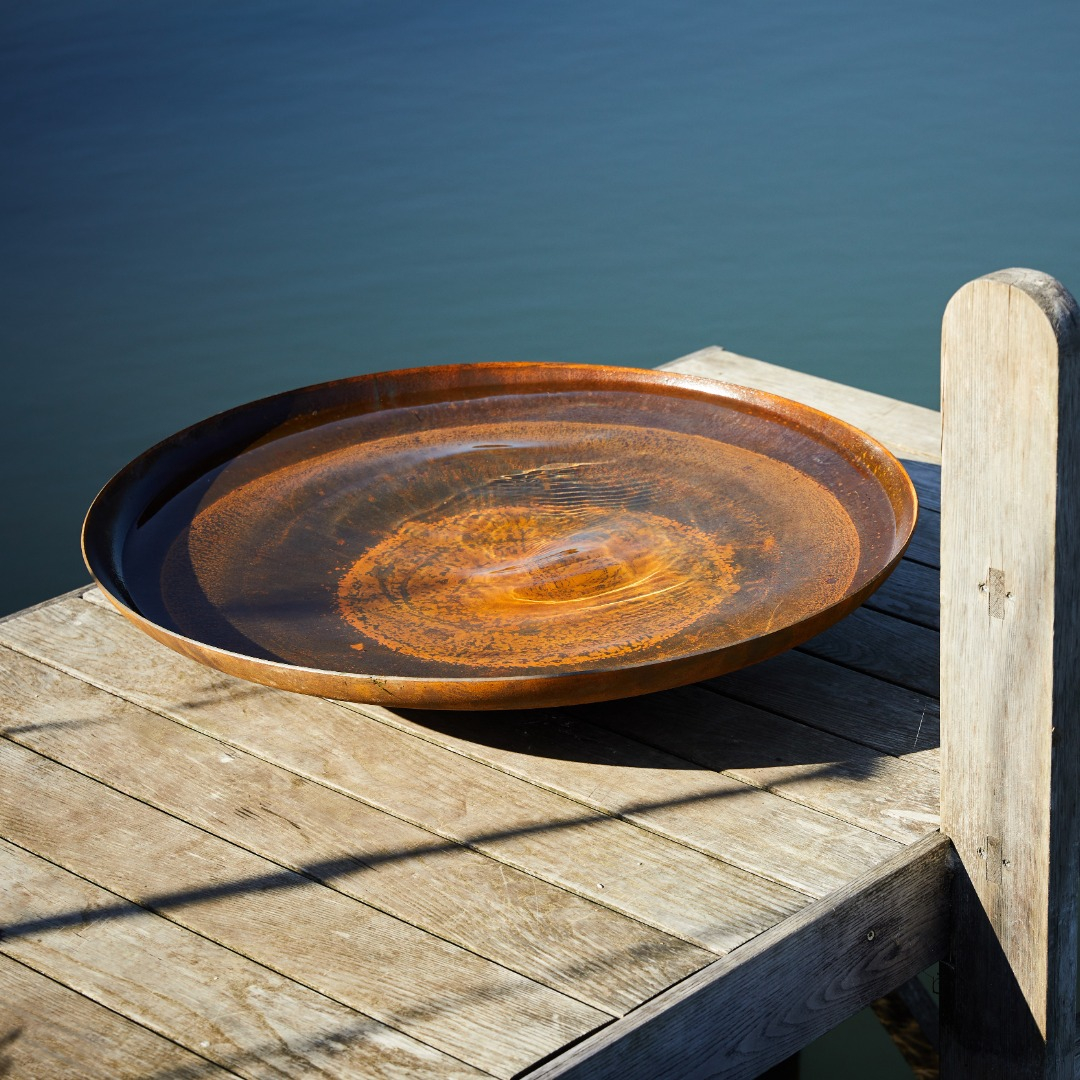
[82,363,917,710]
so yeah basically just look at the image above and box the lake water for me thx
[3,1,1078,1072]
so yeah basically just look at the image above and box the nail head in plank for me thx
[525,832,952,1080]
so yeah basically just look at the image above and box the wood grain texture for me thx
[524,832,952,1080]
[0,643,710,1016]
[662,347,941,464]
[0,601,807,953]
[0,582,96,627]
[864,556,939,631]
[575,685,938,843]
[901,459,942,513]
[0,840,488,1080]
[904,507,941,570]
[1,347,955,1079]
[798,605,938,698]
[339,699,900,897]
[0,738,607,1078]
[939,269,1080,1078]
[707,650,939,762]
[0,951,236,1079]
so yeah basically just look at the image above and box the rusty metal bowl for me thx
[82,362,917,709]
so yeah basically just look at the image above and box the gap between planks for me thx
[79,578,937,799]
[0,950,244,1080]
[76,585,935,852]
[0,639,717,1014]
[45,592,909,890]
[0,736,607,1079]
[337,692,934,850]
[0,612,813,951]
[1,351,946,1079]
[0,836,495,1080]
[524,831,953,1080]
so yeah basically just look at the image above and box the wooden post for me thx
[940,268,1080,1078]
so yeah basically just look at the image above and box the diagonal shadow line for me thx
[4,886,697,1079]
[5,876,704,1080]
[141,939,694,1080]
[3,719,103,736]
[169,683,277,712]
[143,1020,394,1080]
[0,763,862,944]
[567,710,888,783]
[14,894,709,1080]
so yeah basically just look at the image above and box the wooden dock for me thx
[1,270,1076,1078]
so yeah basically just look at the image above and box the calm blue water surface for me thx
[2,4,1078,1071]
[4,0,1079,617]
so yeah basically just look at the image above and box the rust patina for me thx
[82,363,916,709]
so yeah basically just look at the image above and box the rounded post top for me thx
[946,268,1079,351]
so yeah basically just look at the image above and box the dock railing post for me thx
[940,269,1080,1077]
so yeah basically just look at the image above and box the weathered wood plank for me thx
[0,643,711,1015]
[1,351,954,1079]
[0,606,806,953]
[707,650,939,762]
[0,839,488,1080]
[662,347,941,464]
[864,557,939,631]
[901,459,942,513]
[0,738,607,1079]
[339,699,900,898]
[0,951,237,1079]
[28,593,909,890]
[526,832,953,1080]
[939,269,1080,1077]
[574,685,938,843]
[904,505,940,569]
[0,582,97,627]
[798,606,939,699]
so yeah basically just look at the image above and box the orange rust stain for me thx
[337,506,739,669]
[177,418,864,676]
